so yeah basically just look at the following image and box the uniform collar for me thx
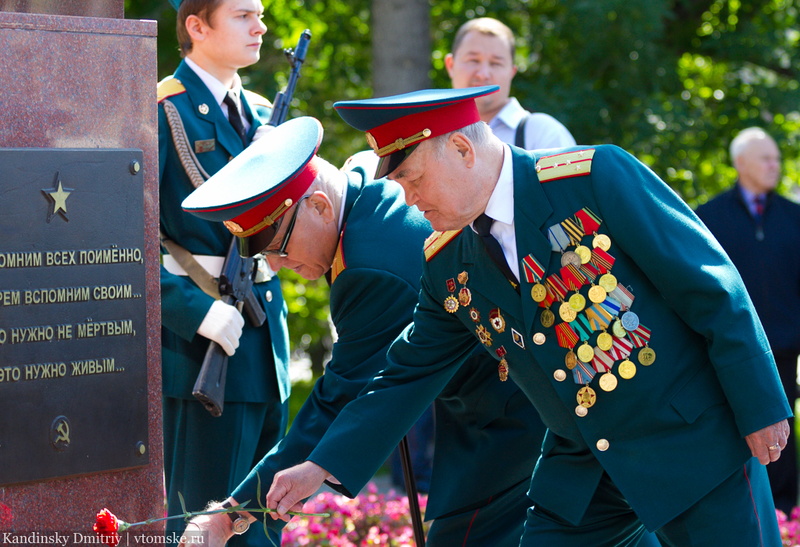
[340,170,364,230]
[184,57,244,109]
[475,144,515,228]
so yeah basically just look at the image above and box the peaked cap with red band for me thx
[334,85,499,178]
[182,116,323,257]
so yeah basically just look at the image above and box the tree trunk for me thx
[371,0,431,97]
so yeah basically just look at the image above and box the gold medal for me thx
[575,405,588,417]
[588,285,607,304]
[575,245,592,264]
[530,283,547,302]
[469,308,481,323]
[559,301,577,323]
[638,346,656,366]
[596,331,613,351]
[569,292,586,312]
[599,371,618,392]
[554,369,567,382]
[593,233,611,251]
[577,342,594,363]
[561,251,582,267]
[540,308,555,328]
[599,273,617,292]
[475,324,493,347]
[576,386,597,408]
[618,359,636,379]
[533,332,546,345]
[565,350,578,370]
[611,319,627,338]
[444,295,459,313]
[498,359,509,381]
[457,271,469,285]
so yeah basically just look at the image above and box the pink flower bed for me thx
[281,483,429,546]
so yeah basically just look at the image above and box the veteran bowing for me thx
[263,87,791,547]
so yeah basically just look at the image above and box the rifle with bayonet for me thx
[192,29,312,417]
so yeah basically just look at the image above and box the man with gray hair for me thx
[265,87,790,546]
[697,127,800,514]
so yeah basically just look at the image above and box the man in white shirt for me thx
[445,17,576,150]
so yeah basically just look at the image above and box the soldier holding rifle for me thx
[157,1,291,545]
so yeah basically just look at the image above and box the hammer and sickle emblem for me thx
[51,416,71,450]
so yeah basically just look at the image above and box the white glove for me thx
[251,123,275,142]
[197,300,244,356]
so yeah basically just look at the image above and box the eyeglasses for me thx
[263,195,309,258]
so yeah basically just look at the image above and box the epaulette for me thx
[424,230,462,262]
[157,76,186,103]
[243,89,272,108]
[330,238,346,284]
[536,148,595,183]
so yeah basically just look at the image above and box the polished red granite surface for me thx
[0,10,163,534]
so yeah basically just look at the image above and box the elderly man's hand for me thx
[265,461,331,522]
[745,419,790,465]
[180,498,253,547]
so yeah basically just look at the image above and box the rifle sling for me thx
[160,231,221,300]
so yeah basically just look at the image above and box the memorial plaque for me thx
[0,148,148,485]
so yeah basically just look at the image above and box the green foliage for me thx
[430,0,799,206]
[279,270,333,374]
[128,0,799,372]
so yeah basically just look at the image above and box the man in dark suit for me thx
[264,87,791,546]
[697,127,800,514]
[158,1,290,545]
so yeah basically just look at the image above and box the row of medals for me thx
[546,232,655,417]
[442,231,657,418]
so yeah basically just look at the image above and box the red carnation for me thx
[93,508,121,546]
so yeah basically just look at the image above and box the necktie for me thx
[222,91,247,146]
[474,213,519,290]
[754,195,766,220]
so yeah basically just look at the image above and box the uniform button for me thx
[596,439,610,451]
[265,290,272,302]
[554,369,567,382]
[533,332,546,345]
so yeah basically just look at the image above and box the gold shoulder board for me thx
[424,230,462,262]
[536,148,595,183]
[157,77,186,103]
[330,238,346,284]
[243,90,272,108]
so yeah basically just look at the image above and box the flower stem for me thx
[120,507,330,530]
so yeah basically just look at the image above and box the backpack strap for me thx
[515,112,532,148]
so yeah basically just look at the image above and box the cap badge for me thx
[366,128,432,156]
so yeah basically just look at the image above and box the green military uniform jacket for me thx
[158,60,290,403]
[233,166,543,524]
[307,145,791,531]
